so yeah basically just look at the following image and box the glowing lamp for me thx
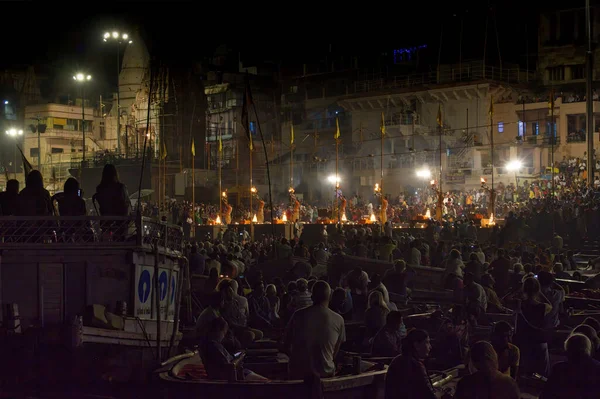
[215,216,222,225]
[250,186,257,193]
[252,214,258,223]
[480,177,486,184]
[425,209,431,219]
[288,187,295,193]
[430,180,436,186]
[282,213,288,222]
[341,213,347,222]
[222,191,227,198]
[488,213,495,226]
[370,213,377,223]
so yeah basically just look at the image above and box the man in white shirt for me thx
[284,281,345,379]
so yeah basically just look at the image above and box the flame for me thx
[425,209,431,219]
[282,213,287,222]
[488,213,495,226]
[250,186,257,193]
[341,213,347,222]
[374,183,380,192]
[480,177,486,184]
[222,191,227,198]
[252,214,258,223]
[370,213,377,223]
[430,179,436,186]
[215,215,222,225]
[288,187,295,193]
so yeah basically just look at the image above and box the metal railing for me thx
[353,66,535,94]
[0,216,183,255]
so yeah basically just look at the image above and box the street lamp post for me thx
[73,73,92,163]
[5,128,23,179]
[103,31,133,156]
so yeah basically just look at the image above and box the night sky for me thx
[0,0,588,97]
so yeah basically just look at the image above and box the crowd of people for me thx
[4,163,600,397]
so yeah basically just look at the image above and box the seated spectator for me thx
[0,179,19,215]
[54,177,86,216]
[287,278,313,313]
[572,324,600,360]
[541,333,600,399]
[463,272,487,323]
[329,287,353,321]
[219,279,263,347]
[364,290,390,339]
[583,317,600,334]
[94,164,130,216]
[481,274,508,313]
[248,281,274,330]
[455,341,520,399]
[371,311,406,357]
[200,317,266,381]
[17,170,53,216]
[265,284,280,318]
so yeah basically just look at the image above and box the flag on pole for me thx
[218,136,223,153]
[290,124,294,145]
[16,145,32,179]
[436,104,443,127]
[334,117,340,139]
[380,112,386,136]
[160,140,167,160]
[241,72,254,151]
[488,96,494,117]
[191,138,196,156]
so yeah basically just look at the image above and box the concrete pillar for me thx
[473,150,482,170]
[509,145,518,161]
[533,147,542,173]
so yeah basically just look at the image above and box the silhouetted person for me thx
[94,164,130,216]
[0,179,19,215]
[54,178,86,216]
[17,170,53,216]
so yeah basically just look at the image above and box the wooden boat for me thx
[156,351,388,399]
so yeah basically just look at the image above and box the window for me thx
[518,121,526,136]
[532,122,539,135]
[30,148,39,157]
[51,148,64,154]
[498,122,504,133]
[289,86,298,93]
[547,66,565,81]
[571,64,585,80]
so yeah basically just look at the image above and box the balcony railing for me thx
[353,65,534,94]
[0,216,183,255]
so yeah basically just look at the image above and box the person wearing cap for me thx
[538,271,565,328]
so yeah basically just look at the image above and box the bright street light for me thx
[505,160,522,171]
[327,175,341,184]
[5,128,23,136]
[416,169,431,179]
[73,73,92,82]
[3,100,8,105]
[112,31,119,38]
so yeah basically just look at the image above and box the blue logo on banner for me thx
[138,270,151,303]
[159,271,168,301]
[171,276,176,302]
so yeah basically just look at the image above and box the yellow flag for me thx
[290,124,294,145]
[249,136,253,151]
[334,117,340,140]
[488,96,494,117]
[191,138,195,156]
[218,136,222,153]
[436,104,442,127]
[548,89,555,111]
[380,112,386,137]
[160,140,167,160]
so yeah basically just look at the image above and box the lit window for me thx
[518,121,526,136]
[498,122,504,133]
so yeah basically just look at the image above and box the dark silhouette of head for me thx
[100,164,119,185]
[26,170,44,190]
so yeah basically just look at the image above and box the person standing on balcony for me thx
[0,179,19,215]
[17,170,53,216]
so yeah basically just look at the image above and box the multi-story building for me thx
[203,62,280,205]
[23,101,101,191]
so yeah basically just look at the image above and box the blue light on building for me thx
[393,45,427,64]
